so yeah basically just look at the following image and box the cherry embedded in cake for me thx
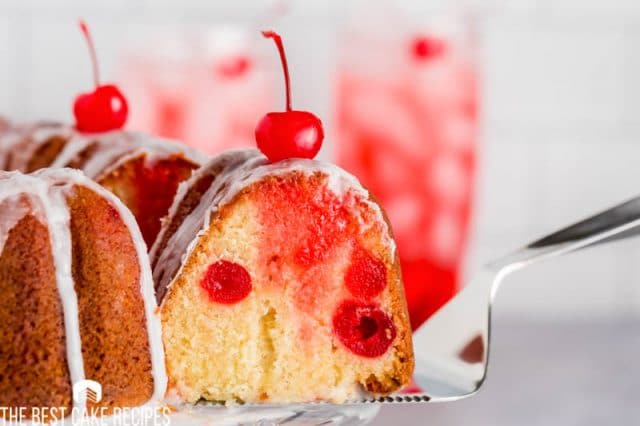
[345,243,388,300]
[332,300,397,358]
[200,260,252,304]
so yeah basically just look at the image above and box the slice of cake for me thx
[151,149,414,403]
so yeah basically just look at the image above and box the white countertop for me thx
[373,319,640,425]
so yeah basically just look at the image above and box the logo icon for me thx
[73,379,102,404]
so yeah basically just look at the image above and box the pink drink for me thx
[119,28,272,154]
[335,19,478,329]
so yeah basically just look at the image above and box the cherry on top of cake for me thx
[255,30,324,162]
[73,20,128,133]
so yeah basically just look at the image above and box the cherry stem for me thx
[79,19,100,88]
[262,30,291,112]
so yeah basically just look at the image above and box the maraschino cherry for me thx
[411,35,446,61]
[255,31,324,162]
[200,260,252,305]
[333,300,396,358]
[345,245,387,300]
[73,20,128,133]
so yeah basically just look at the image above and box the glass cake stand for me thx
[163,394,430,425]
[167,402,381,425]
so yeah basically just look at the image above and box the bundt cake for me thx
[0,121,205,247]
[151,149,414,404]
[0,168,166,417]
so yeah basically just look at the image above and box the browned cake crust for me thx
[0,201,72,413]
[363,248,414,394]
[363,191,414,394]
[66,185,154,412]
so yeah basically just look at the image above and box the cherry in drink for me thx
[119,28,272,154]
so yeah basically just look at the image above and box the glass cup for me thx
[119,26,273,154]
[334,2,479,329]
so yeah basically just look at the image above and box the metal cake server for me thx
[168,196,640,425]
[411,195,640,402]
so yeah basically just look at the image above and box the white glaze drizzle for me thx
[89,178,169,403]
[149,149,257,264]
[152,149,395,305]
[99,133,206,181]
[0,122,73,171]
[151,150,261,299]
[42,177,86,413]
[0,196,30,253]
[49,130,206,180]
[0,170,86,412]
[40,168,169,405]
[0,121,205,181]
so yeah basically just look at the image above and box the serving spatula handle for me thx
[491,195,640,273]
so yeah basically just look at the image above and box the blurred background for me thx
[1,0,639,424]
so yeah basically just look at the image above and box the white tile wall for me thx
[0,15,12,115]
[2,0,640,319]
[466,0,640,320]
